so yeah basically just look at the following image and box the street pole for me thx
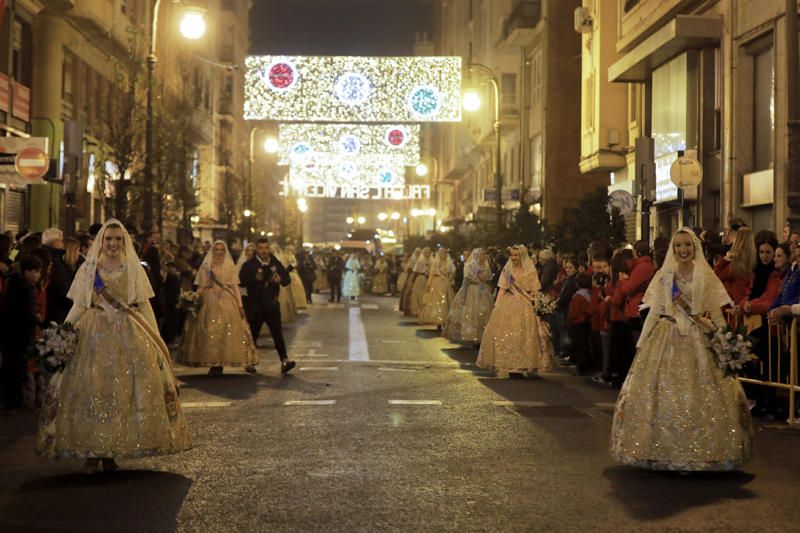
[144,0,162,233]
[469,63,502,229]
[786,0,800,222]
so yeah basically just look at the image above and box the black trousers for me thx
[1,341,28,409]
[301,276,314,302]
[328,276,342,302]
[609,320,635,386]
[569,322,592,374]
[247,305,288,361]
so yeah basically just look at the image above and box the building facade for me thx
[0,0,252,242]
[581,0,800,239]
[432,0,609,231]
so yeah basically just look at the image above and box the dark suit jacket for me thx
[239,254,290,317]
[43,245,72,324]
[326,256,344,281]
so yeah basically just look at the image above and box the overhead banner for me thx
[287,154,407,190]
[245,55,462,122]
[278,123,420,166]
[284,181,430,201]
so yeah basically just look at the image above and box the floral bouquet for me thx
[31,322,78,374]
[531,292,557,316]
[705,326,758,377]
[178,290,201,316]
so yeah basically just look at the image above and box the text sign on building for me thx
[278,123,420,166]
[284,182,430,201]
[245,55,463,122]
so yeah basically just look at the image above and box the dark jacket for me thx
[1,273,39,348]
[326,255,344,280]
[239,254,290,311]
[43,245,72,324]
[539,258,559,296]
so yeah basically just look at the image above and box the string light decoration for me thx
[287,154,408,189]
[278,124,420,165]
[245,55,463,122]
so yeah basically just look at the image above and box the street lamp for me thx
[390,211,401,220]
[297,198,308,244]
[357,216,366,225]
[144,1,207,232]
[263,137,279,154]
[415,162,429,177]
[464,62,502,229]
[378,212,388,221]
[346,216,354,224]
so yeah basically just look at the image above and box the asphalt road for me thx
[1,294,799,532]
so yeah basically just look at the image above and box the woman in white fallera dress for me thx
[477,245,554,376]
[36,220,191,473]
[285,245,308,310]
[611,229,754,471]
[177,241,258,375]
[273,246,297,323]
[342,253,362,300]
[407,247,432,317]
[418,248,456,327]
[399,248,422,312]
[443,248,494,343]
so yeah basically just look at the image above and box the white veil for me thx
[639,227,732,345]
[236,243,255,275]
[498,244,540,292]
[464,247,483,281]
[67,218,154,308]
[196,240,238,286]
[433,248,455,276]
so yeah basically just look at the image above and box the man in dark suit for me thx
[326,250,344,302]
[239,237,295,374]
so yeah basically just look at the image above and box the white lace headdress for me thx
[464,248,486,281]
[498,244,539,291]
[196,240,237,286]
[67,218,154,308]
[236,243,255,274]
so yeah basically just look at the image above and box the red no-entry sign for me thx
[14,147,49,181]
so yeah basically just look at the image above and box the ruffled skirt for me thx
[289,270,308,309]
[477,293,554,373]
[443,282,494,343]
[407,274,428,317]
[418,277,454,326]
[371,272,389,294]
[279,283,297,323]
[610,318,754,471]
[37,307,192,459]
[176,287,258,368]
[342,271,361,297]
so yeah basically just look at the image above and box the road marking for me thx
[388,400,442,405]
[380,339,407,344]
[291,340,323,347]
[348,307,370,361]
[456,369,494,376]
[181,401,232,408]
[297,348,329,358]
[360,303,379,309]
[299,366,339,371]
[283,400,337,406]
[378,367,419,372]
[326,303,344,308]
[492,401,548,407]
[594,402,617,409]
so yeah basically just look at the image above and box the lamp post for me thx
[297,197,308,244]
[415,157,440,230]
[463,62,502,229]
[248,128,279,239]
[144,1,206,232]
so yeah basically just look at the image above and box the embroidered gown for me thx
[407,257,431,317]
[418,259,455,326]
[287,256,308,310]
[477,268,554,374]
[610,272,754,471]
[176,265,258,368]
[37,265,192,459]
[342,256,362,298]
[371,260,389,294]
[443,262,494,342]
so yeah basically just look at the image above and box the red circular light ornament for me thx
[386,128,406,147]
[268,62,296,90]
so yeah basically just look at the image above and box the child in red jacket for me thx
[568,273,594,375]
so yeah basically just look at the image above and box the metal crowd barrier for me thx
[737,316,799,428]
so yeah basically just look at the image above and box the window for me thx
[501,72,517,112]
[531,50,542,106]
[530,134,542,188]
[12,17,32,85]
[752,42,774,171]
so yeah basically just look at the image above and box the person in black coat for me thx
[296,248,317,304]
[326,251,345,303]
[1,256,43,410]
[41,228,72,325]
[239,237,295,374]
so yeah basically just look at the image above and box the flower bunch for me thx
[31,322,78,374]
[532,292,557,316]
[706,326,758,377]
[178,290,201,316]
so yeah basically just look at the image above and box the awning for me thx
[608,15,723,83]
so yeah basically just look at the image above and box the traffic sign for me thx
[14,147,49,181]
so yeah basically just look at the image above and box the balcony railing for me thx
[502,0,541,42]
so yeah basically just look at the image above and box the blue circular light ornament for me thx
[378,169,395,185]
[338,135,361,155]
[408,85,441,117]
[335,73,371,106]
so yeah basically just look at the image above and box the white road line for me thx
[455,369,494,375]
[283,400,337,406]
[360,304,379,309]
[181,401,232,408]
[594,402,617,409]
[299,367,339,371]
[388,400,442,405]
[492,401,548,407]
[348,307,370,361]
[291,340,323,347]
[296,348,329,358]
[380,339,406,344]
[378,367,419,372]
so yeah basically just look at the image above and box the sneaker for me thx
[281,360,296,374]
[244,366,257,374]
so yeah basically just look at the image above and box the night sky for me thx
[249,0,435,56]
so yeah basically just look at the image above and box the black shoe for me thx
[281,360,296,374]
[244,365,257,374]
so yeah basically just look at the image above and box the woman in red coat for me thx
[714,226,756,307]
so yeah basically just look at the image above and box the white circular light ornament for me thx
[264,60,299,92]
[670,155,703,188]
[385,127,408,148]
[339,162,360,181]
[338,134,361,155]
[408,85,441,118]
[335,72,371,106]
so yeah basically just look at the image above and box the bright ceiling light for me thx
[179,9,206,40]
[462,90,481,112]
[415,163,429,177]
[263,137,279,154]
